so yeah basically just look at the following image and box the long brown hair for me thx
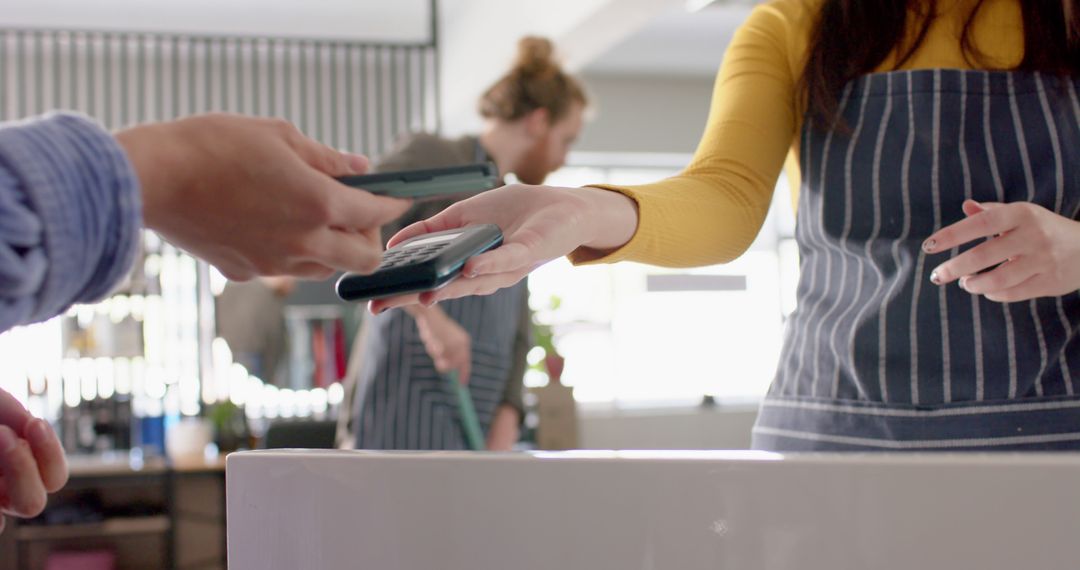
[478,36,588,124]
[801,0,1080,129]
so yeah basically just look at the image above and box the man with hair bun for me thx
[343,36,587,451]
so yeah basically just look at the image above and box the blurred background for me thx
[0,1,795,567]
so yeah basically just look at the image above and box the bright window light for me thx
[533,159,799,407]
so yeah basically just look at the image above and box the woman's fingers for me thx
[983,273,1050,303]
[461,242,536,278]
[420,270,530,305]
[386,208,468,249]
[959,256,1038,296]
[368,294,423,314]
[924,201,1020,253]
[930,230,1026,285]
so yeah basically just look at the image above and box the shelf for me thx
[15,515,170,542]
[66,454,169,478]
[172,454,228,473]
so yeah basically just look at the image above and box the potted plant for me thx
[530,296,564,383]
[206,401,250,453]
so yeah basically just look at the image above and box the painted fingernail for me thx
[0,427,16,453]
[930,270,942,285]
[922,239,937,253]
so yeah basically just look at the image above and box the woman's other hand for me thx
[925,200,1080,302]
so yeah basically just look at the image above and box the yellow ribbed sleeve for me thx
[569,0,1023,268]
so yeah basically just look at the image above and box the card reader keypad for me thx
[377,243,450,269]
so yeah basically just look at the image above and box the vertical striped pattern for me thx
[759,70,1080,451]
[355,282,527,450]
[1038,75,1076,395]
[1006,74,1050,398]
[856,71,892,403]
[931,70,953,403]
[957,73,987,400]
[0,29,438,158]
[790,85,854,395]
[826,80,872,399]
[981,73,1020,397]
[904,72,923,405]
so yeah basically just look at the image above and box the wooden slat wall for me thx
[0,29,438,156]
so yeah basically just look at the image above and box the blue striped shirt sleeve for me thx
[0,112,142,333]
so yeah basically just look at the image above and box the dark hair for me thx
[478,36,588,124]
[801,0,1080,129]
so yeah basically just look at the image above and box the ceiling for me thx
[583,1,756,78]
[0,0,756,77]
[0,0,432,41]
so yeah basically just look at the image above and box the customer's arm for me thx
[0,112,410,526]
[0,114,143,333]
[0,122,86,519]
[0,113,410,333]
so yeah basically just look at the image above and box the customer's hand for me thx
[0,389,68,532]
[116,114,411,281]
[407,305,473,385]
[925,200,1080,302]
[369,184,637,313]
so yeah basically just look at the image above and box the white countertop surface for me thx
[228,450,1080,570]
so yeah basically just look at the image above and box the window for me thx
[526,154,798,406]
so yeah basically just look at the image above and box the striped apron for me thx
[754,69,1080,451]
[353,281,526,450]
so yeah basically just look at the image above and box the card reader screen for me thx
[404,232,460,248]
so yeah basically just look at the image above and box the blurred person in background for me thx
[217,276,297,386]
[342,37,587,451]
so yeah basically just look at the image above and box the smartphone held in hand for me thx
[336,163,498,201]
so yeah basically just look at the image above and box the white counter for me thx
[227,450,1080,570]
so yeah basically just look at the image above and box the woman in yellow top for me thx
[374,0,1080,450]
